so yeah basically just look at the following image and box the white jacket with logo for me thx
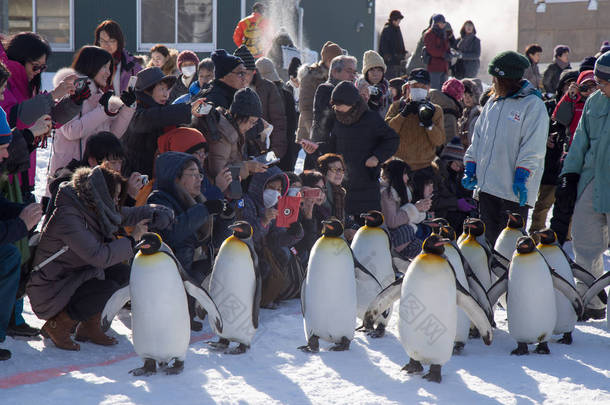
[464,81,549,207]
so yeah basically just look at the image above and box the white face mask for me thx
[410,87,428,102]
[181,65,196,78]
[263,189,281,208]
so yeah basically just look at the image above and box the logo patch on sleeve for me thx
[508,110,522,123]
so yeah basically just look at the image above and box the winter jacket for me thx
[458,105,482,147]
[388,100,445,170]
[169,74,197,104]
[543,62,570,95]
[147,152,212,275]
[406,29,427,73]
[429,89,462,144]
[423,27,449,73]
[357,76,393,118]
[48,81,134,184]
[267,32,295,82]
[380,182,425,230]
[233,12,269,58]
[0,195,27,245]
[431,158,472,218]
[115,50,143,94]
[523,61,542,90]
[27,169,156,320]
[464,81,549,207]
[251,73,288,158]
[274,81,299,171]
[553,91,586,143]
[198,79,238,109]
[328,105,399,216]
[204,109,250,180]
[561,90,610,213]
[296,62,329,142]
[378,23,407,66]
[456,34,481,79]
[122,91,192,177]
[310,78,339,151]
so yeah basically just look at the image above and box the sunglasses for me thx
[31,64,47,73]
[579,83,597,92]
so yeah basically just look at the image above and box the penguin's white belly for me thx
[399,255,456,365]
[494,229,521,260]
[538,246,577,334]
[458,241,491,290]
[130,253,190,362]
[351,229,395,322]
[508,253,556,343]
[304,237,356,343]
[210,238,256,345]
[444,245,470,343]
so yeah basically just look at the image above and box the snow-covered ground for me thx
[1,123,608,404]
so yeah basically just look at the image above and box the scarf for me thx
[334,98,368,126]
[328,181,346,222]
[553,57,570,71]
[75,166,122,238]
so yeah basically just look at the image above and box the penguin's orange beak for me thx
[435,239,450,247]
[325,224,335,231]
[465,223,476,229]
[135,242,151,250]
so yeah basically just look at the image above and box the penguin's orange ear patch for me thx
[140,244,151,249]
[325,224,335,231]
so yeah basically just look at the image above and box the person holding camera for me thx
[388,68,445,198]
[356,50,393,118]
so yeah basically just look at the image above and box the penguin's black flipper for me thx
[184,280,223,334]
[101,285,130,332]
[350,247,383,289]
[465,273,493,323]
[456,281,493,346]
[582,272,610,309]
[252,271,262,329]
[363,277,402,327]
[492,249,511,269]
[550,270,584,318]
[490,256,508,278]
[300,280,306,317]
[565,258,596,287]
[487,272,508,307]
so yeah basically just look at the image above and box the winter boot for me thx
[75,313,118,346]
[41,310,80,351]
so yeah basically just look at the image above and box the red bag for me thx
[275,174,301,228]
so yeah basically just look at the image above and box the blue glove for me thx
[512,167,530,206]
[461,161,477,190]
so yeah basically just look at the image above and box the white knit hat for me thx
[362,50,386,75]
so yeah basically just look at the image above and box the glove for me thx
[120,88,136,106]
[512,167,530,206]
[461,161,477,190]
[99,91,119,117]
[71,81,91,105]
[204,199,225,215]
[555,173,580,212]
[400,101,419,117]
[148,204,175,229]
[457,198,477,212]
[220,201,235,218]
[287,221,303,237]
[418,102,436,128]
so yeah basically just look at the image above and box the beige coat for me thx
[206,110,250,180]
[296,62,328,142]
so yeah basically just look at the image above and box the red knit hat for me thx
[442,78,465,101]
[577,70,595,85]
[177,50,200,70]
[157,127,207,154]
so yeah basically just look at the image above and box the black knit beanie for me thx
[230,88,263,117]
[234,45,256,70]
[211,49,244,79]
[331,80,360,106]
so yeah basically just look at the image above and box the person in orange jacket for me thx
[233,2,270,58]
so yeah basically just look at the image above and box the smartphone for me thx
[302,187,322,199]
[127,75,138,91]
[227,165,243,199]
[198,102,213,115]
[74,77,88,91]
[254,151,280,166]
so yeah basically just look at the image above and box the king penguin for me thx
[101,233,223,375]
[364,234,492,383]
[458,218,492,291]
[351,210,396,338]
[299,218,358,352]
[494,212,526,263]
[487,236,583,355]
[207,221,261,354]
[534,228,597,344]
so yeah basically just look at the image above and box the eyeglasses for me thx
[31,64,47,73]
[594,79,608,87]
[183,171,203,180]
[579,83,598,92]
[231,70,247,78]
[192,150,208,160]
[99,38,118,46]
[328,167,345,174]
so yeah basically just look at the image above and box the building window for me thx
[0,0,73,51]
[137,0,217,52]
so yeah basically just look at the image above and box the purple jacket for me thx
[118,50,143,93]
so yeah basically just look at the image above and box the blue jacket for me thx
[562,90,610,213]
[0,195,27,245]
[147,152,210,275]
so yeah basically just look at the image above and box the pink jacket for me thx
[380,183,426,229]
[48,81,134,180]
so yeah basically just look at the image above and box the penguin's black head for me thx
[321,218,344,238]
[360,210,384,227]
[229,221,253,239]
[533,228,556,245]
[506,212,524,229]
[135,232,162,255]
[516,236,536,254]
[423,218,449,235]
[440,225,456,241]
[464,218,485,237]
[422,234,450,256]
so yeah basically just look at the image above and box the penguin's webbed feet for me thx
[367,324,386,338]
[298,335,319,353]
[207,338,230,350]
[557,332,573,345]
[453,341,465,355]
[469,327,480,339]
[129,358,157,376]
[510,342,529,355]
[401,358,423,374]
[164,359,184,375]
[225,343,249,355]
[328,336,351,351]
[533,342,550,354]
[422,364,442,383]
